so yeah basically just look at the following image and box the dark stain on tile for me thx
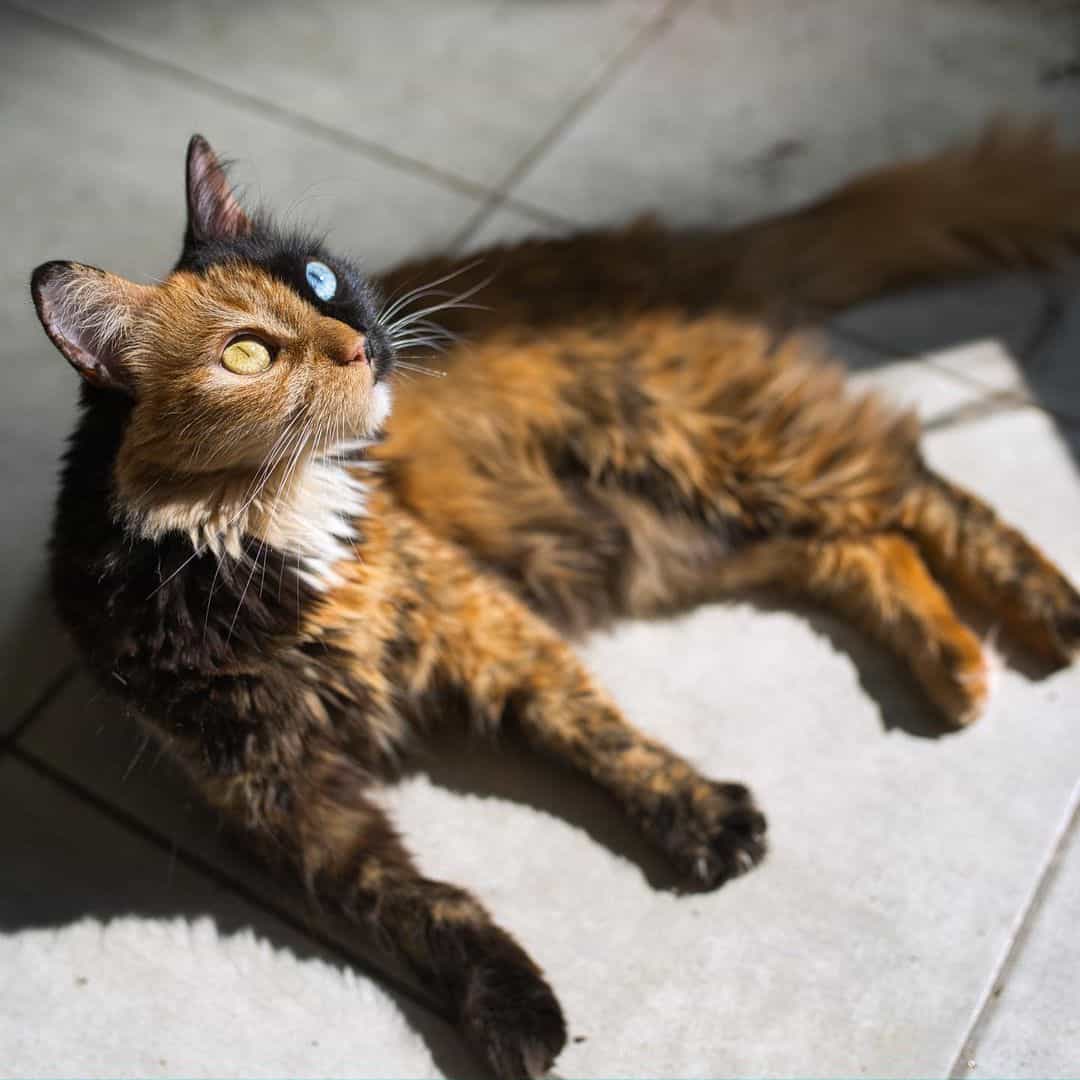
[1041,58,1080,84]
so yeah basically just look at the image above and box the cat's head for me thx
[31,136,394,557]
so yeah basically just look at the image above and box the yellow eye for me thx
[222,337,273,374]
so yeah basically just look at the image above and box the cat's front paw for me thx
[1048,595,1080,665]
[646,779,768,891]
[460,930,567,1079]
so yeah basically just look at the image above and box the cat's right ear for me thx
[30,261,151,394]
[186,134,252,242]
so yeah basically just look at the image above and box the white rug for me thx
[0,917,438,1079]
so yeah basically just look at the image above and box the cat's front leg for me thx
[205,740,566,1080]
[510,678,767,890]
[444,598,767,890]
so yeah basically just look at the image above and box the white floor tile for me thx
[963,806,1080,1078]
[0,757,457,1079]
[514,0,1080,226]
[21,0,666,190]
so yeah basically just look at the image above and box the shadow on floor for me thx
[2,731,487,1079]
[827,269,1080,463]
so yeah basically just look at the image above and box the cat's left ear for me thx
[185,134,252,242]
[31,261,151,394]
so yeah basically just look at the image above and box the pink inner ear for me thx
[31,262,147,393]
[187,136,252,241]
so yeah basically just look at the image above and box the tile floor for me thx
[2,1,1079,1076]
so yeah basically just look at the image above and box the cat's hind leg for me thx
[712,534,991,727]
[899,470,1080,666]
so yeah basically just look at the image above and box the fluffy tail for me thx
[377,119,1080,336]
[726,118,1080,315]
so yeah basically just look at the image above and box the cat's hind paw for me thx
[919,634,991,729]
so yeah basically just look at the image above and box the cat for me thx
[31,124,1080,1079]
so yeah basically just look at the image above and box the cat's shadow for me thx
[419,583,1065,875]
[3,667,486,1076]
[734,588,1060,737]
[412,732,682,891]
[407,599,955,889]
[0,819,484,1079]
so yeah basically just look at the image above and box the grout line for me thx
[826,320,1080,434]
[1014,274,1069,370]
[1,665,77,750]
[825,266,1080,434]
[922,356,1032,401]
[920,391,1042,435]
[448,0,695,252]
[9,741,455,1029]
[825,267,1067,372]
[498,195,577,234]
[827,323,1021,436]
[824,320,937,363]
[925,379,1080,431]
[947,779,1080,1077]
[2,0,560,228]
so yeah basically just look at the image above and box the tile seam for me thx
[4,1,532,217]
[449,0,695,252]
[9,741,456,1030]
[1,665,77,750]
[947,778,1080,1077]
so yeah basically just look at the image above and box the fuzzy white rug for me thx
[0,917,438,1079]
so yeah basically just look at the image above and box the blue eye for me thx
[305,260,337,302]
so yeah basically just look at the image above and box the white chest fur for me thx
[254,452,371,592]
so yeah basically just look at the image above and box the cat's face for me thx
[31,136,393,481]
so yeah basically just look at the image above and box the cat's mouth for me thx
[373,352,394,382]
[367,330,395,383]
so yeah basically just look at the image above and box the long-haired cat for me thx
[32,124,1080,1078]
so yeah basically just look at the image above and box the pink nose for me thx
[335,334,369,366]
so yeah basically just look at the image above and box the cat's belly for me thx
[376,311,918,632]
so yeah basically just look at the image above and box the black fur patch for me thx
[50,384,324,774]
[178,214,394,380]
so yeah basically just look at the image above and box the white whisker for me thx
[395,361,447,378]
[377,260,484,323]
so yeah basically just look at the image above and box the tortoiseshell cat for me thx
[32,126,1080,1078]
